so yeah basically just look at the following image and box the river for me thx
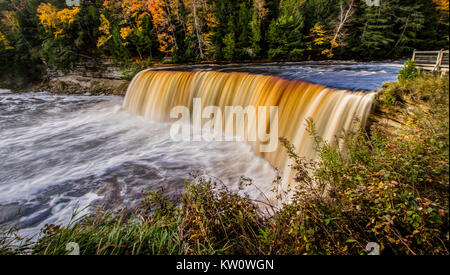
[0,61,402,237]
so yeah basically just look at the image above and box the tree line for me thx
[0,0,448,87]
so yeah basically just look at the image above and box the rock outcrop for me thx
[44,57,129,96]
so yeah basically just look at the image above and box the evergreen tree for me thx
[222,18,236,60]
[0,0,44,88]
[354,0,395,58]
[249,9,262,58]
[387,0,425,57]
[267,0,305,59]
[1,0,449,82]
[236,1,253,59]
[210,0,238,60]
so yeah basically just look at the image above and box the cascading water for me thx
[1,62,398,236]
[123,70,376,190]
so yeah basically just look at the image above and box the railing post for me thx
[412,49,416,61]
[434,50,442,72]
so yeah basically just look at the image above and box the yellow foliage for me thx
[433,0,449,11]
[97,35,112,48]
[254,0,269,20]
[0,31,13,51]
[310,25,328,46]
[183,0,217,58]
[97,14,113,48]
[331,40,339,48]
[100,0,153,48]
[120,26,133,40]
[0,11,17,51]
[309,24,336,59]
[433,0,449,40]
[36,3,80,38]
[321,49,334,58]
[98,14,111,36]
[1,11,19,31]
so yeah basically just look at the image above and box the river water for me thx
[0,61,402,237]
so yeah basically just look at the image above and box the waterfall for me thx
[123,70,375,189]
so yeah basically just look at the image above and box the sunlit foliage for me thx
[36,3,80,38]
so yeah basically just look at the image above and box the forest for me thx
[0,0,449,257]
[0,0,449,87]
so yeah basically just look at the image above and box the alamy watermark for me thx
[366,242,381,255]
[65,242,80,255]
[169,98,279,153]
[365,0,381,6]
[66,0,80,7]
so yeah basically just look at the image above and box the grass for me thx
[0,74,448,255]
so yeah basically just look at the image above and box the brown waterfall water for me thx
[123,70,376,190]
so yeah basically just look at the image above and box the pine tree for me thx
[355,0,395,58]
[222,18,236,60]
[387,0,425,57]
[267,0,305,59]
[249,10,262,58]
[236,1,252,59]
[210,0,239,60]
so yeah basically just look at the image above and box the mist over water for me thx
[0,62,400,237]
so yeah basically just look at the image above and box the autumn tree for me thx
[432,0,449,40]
[35,1,87,70]
[36,2,80,38]
[183,0,217,60]
[99,0,159,60]
[0,0,46,88]
[147,0,180,56]
[329,0,355,55]
[433,0,449,11]
[306,23,340,58]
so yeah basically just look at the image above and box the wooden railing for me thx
[412,49,449,76]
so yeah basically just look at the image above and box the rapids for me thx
[0,61,401,237]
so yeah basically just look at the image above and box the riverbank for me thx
[7,57,131,96]
[1,74,448,255]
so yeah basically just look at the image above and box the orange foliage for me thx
[433,0,449,11]
[432,0,449,40]
[147,0,178,54]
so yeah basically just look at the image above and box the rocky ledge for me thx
[44,75,129,96]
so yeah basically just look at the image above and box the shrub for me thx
[179,179,266,255]
[398,59,418,82]
[270,75,449,255]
